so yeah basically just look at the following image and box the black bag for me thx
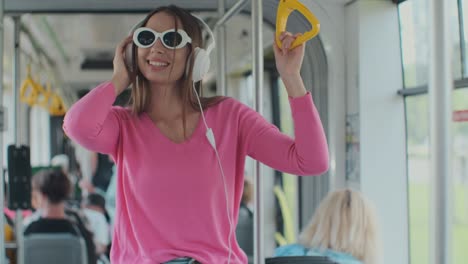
[265,256,337,264]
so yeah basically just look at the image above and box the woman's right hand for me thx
[111,36,133,95]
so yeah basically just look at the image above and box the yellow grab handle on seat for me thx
[276,0,320,49]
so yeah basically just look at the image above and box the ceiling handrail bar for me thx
[214,0,249,29]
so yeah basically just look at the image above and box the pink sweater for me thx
[63,81,328,264]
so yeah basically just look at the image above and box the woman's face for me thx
[137,12,191,85]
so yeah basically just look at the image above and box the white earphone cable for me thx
[193,83,233,264]
[193,84,210,133]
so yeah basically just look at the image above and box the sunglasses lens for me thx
[163,31,183,48]
[137,30,156,46]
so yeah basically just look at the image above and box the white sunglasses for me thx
[133,27,192,49]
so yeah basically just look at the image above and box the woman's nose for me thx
[150,38,166,53]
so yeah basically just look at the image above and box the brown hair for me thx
[128,5,225,138]
[31,169,71,204]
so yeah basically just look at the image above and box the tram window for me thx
[398,1,429,88]
[405,88,468,264]
[451,88,468,264]
[398,0,461,89]
[405,95,430,264]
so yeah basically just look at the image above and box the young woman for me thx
[64,5,328,264]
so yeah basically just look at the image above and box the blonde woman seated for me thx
[274,188,380,264]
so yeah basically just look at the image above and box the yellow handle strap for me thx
[20,65,45,107]
[276,0,320,49]
[38,82,52,108]
[20,78,39,106]
[48,92,66,116]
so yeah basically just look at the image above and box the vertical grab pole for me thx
[216,0,228,96]
[428,0,452,263]
[457,0,467,77]
[0,0,5,261]
[13,17,19,146]
[12,15,25,264]
[252,0,264,264]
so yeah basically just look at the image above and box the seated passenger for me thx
[240,178,253,216]
[23,172,43,227]
[25,169,99,264]
[105,163,117,227]
[24,169,79,236]
[236,178,254,257]
[65,207,98,264]
[82,193,110,255]
[51,154,81,202]
[274,188,380,264]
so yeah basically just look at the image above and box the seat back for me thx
[24,233,87,264]
[265,256,338,264]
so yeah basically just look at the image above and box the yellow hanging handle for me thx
[37,81,52,108]
[20,65,40,106]
[49,93,66,116]
[48,92,66,116]
[34,78,66,116]
[276,0,320,49]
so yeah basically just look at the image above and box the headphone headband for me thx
[191,14,216,54]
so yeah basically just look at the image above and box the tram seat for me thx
[265,256,338,264]
[24,233,87,264]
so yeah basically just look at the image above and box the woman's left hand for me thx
[273,31,305,78]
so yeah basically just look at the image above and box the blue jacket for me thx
[274,244,362,264]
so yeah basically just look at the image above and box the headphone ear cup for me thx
[124,42,134,73]
[192,47,210,82]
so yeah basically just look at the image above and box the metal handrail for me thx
[214,0,248,29]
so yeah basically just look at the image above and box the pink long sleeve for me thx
[63,81,121,156]
[240,92,329,176]
[62,81,329,264]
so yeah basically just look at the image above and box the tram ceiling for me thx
[5,0,220,14]
[5,0,351,14]
[4,0,326,93]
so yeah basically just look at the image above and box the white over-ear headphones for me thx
[125,13,215,83]
[190,15,215,82]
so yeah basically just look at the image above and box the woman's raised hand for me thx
[273,31,307,98]
[111,36,133,95]
[273,31,305,78]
